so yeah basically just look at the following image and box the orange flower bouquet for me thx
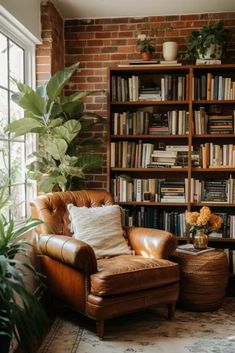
[186,206,222,236]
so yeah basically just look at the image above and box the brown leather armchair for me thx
[30,190,180,338]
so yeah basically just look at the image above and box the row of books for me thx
[111,175,235,204]
[112,110,189,136]
[193,74,235,101]
[111,142,193,169]
[191,176,235,203]
[121,207,186,237]
[121,206,235,238]
[193,107,235,134]
[110,141,154,168]
[195,143,235,168]
[111,74,189,102]
[111,176,187,203]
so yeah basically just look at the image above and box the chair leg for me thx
[96,320,104,339]
[168,303,175,320]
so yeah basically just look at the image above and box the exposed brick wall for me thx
[63,12,235,190]
[36,0,64,86]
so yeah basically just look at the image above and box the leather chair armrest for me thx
[126,227,177,259]
[38,234,97,275]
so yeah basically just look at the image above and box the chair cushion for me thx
[67,204,132,259]
[91,255,179,296]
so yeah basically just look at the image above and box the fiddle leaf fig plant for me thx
[6,62,104,193]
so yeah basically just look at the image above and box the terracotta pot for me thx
[141,52,152,61]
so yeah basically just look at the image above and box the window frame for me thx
[0,7,40,220]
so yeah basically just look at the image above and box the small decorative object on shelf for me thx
[186,207,223,249]
[136,33,155,61]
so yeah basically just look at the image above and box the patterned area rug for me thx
[37,298,235,353]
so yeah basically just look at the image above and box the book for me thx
[196,59,221,65]
[160,60,178,64]
[176,244,215,256]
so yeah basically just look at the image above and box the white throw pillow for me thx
[67,204,132,259]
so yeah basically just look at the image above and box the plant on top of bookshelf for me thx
[184,21,231,63]
[136,34,155,54]
[136,34,155,61]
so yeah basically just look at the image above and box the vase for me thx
[141,52,152,61]
[162,41,178,61]
[198,44,222,60]
[193,229,208,250]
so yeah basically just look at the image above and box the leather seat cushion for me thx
[90,255,179,296]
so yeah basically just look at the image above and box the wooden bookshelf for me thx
[107,64,235,246]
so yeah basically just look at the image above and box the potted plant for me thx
[0,181,48,353]
[136,34,155,61]
[184,21,231,63]
[6,62,105,193]
[186,206,222,249]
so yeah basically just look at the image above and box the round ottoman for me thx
[172,249,228,311]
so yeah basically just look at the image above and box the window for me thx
[0,30,36,221]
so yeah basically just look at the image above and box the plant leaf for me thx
[46,62,80,100]
[13,91,46,117]
[5,118,44,137]
[45,138,68,160]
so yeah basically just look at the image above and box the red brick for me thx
[86,25,103,31]
[118,31,134,38]
[87,40,104,46]
[101,46,118,53]
[110,53,127,60]
[79,33,95,39]
[95,32,112,38]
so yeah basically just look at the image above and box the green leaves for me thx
[45,138,68,160]
[39,172,67,193]
[46,62,80,100]
[12,91,46,117]
[6,118,44,137]
[6,61,103,192]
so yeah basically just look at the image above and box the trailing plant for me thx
[6,62,105,193]
[0,180,48,353]
[184,21,231,62]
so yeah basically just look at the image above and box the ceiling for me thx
[51,0,235,19]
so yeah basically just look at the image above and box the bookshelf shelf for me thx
[119,201,189,206]
[108,64,235,243]
[193,100,235,105]
[111,168,188,172]
[191,203,235,207]
[111,134,189,139]
[192,168,235,172]
[193,134,235,139]
[111,100,189,106]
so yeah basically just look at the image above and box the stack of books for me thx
[176,244,215,256]
[139,86,161,101]
[207,114,235,134]
[160,179,186,203]
[159,60,182,66]
[201,179,229,203]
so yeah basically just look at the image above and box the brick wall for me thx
[36,0,64,86]
[64,12,235,190]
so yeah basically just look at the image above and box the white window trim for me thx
[0,5,41,220]
[0,5,41,89]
